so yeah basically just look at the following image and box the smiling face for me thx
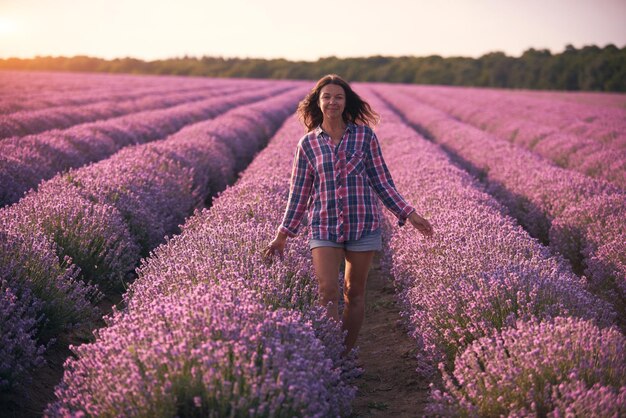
[318,83,346,122]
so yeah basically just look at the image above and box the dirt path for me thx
[350,255,430,417]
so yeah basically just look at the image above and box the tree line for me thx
[1,44,624,91]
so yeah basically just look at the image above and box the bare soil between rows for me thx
[349,255,430,417]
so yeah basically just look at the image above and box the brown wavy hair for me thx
[297,74,379,132]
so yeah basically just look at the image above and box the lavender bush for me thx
[551,193,626,300]
[356,90,615,373]
[401,85,626,150]
[64,145,196,254]
[0,85,242,139]
[1,86,305,405]
[48,116,357,416]
[0,83,296,207]
[0,225,98,390]
[0,221,99,340]
[375,86,626,313]
[520,89,626,109]
[3,179,140,290]
[47,283,347,418]
[0,70,270,115]
[427,317,626,417]
[0,281,44,391]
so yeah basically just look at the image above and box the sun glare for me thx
[0,17,18,35]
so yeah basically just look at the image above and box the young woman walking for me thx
[264,74,433,356]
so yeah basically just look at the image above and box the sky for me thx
[0,0,625,61]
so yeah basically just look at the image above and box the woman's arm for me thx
[265,141,314,260]
[279,141,314,237]
[365,130,414,224]
[365,130,433,236]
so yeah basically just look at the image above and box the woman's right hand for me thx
[263,232,288,262]
[408,211,434,237]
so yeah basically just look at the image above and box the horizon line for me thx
[1,42,624,63]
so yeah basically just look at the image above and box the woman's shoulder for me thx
[295,130,318,153]
[298,130,316,145]
[351,122,373,132]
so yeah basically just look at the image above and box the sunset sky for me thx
[0,0,625,61]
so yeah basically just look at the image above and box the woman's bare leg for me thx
[342,250,375,355]
[311,247,345,321]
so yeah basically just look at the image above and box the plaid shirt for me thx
[279,122,414,242]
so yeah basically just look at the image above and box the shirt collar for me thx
[314,122,356,138]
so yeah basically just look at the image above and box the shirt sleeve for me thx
[364,130,415,226]
[279,140,314,237]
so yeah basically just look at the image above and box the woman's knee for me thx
[343,285,365,306]
[319,281,340,303]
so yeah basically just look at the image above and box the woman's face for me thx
[318,83,346,121]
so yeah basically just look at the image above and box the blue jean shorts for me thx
[309,229,382,252]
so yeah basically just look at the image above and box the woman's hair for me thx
[297,74,379,131]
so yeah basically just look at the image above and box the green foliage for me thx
[1,44,624,91]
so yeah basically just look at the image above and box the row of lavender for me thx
[360,89,626,416]
[408,85,626,148]
[0,82,244,139]
[376,86,626,313]
[518,89,626,109]
[0,82,297,207]
[0,88,304,395]
[46,115,358,417]
[399,85,626,189]
[0,70,245,114]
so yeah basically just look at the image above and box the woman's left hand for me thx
[408,211,433,237]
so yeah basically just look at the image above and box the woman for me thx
[264,74,433,356]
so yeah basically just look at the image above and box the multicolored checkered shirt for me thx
[279,122,415,242]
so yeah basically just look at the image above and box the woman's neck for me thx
[321,118,346,134]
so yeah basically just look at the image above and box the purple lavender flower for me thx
[3,178,140,291]
[0,282,45,391]
[374,85,626,318]
[48,116,356,416]
[0,221,100,340]
[0,82,300,207]
[427,317,626,417]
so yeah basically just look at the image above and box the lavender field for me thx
[1,70,625,417]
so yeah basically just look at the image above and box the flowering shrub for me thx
[427,317,626,417]
[0,85,239,139]
[0,71,288,115]
[3,179,139,291]
[48,116,357,416]
[356,92,614,374]
[0,220,99,340]
[47,283,347,418]
[0,85,306,402]
[376,85,626,315]
[0,282,44,391]
[551,193,626,300]
[396,85,626,188]
[0,226,98,390]
[0,81,298,207]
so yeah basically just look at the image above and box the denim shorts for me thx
[309,229,382,252]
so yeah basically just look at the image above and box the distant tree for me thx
[1,45,624,91]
